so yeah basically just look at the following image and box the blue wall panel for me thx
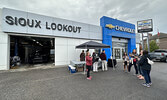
[100,16,136,60]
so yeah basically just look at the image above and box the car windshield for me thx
[154,50,167,52]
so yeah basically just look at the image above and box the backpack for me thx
[147,58,154,65]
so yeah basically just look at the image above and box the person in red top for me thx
[86,51,93,80]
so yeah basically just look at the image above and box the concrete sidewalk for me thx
[0,62,166,100]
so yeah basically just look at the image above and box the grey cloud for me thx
[0,0,167,34]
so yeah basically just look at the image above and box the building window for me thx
[156,39,159,43]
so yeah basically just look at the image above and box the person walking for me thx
[123,52,129,72]
[128,49,138,75]
[86,51,93,80]
[100,50,107,71]
[80,50,85,61]
[138,50,152,88]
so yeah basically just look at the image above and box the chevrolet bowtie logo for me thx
[105,24,115,29]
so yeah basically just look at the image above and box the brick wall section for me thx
[159,38,167,49]
[143,33,167,50]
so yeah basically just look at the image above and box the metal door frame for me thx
[113,47,125,60]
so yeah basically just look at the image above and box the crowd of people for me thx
[80,49,152,88]
[80,49,108,80]
[123,49,152,88]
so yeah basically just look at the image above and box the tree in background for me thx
[145,40,159,52]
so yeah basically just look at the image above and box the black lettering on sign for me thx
[57,24,62,31]
[14,17,18,25]
[5,16,14,25]
[5,16,82,33]
[73,26,77,33]
[27,19,34,27]
[35,20,41,28]
[18,18,26,26]
[68,25,72,32]
[77,27,81,33]
[51,23,56,30]
[63,25,68,31]
[46,22,50,29]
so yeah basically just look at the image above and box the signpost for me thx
[137,19,153,52]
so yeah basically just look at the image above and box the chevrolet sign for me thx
[106,24,135,33]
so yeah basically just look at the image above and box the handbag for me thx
[133,58,137,62]
[147,58,154,65]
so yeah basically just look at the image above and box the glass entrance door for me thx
[113,47,125,60]
[114,48,121,59]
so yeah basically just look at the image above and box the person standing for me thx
[100,50,107,71]
[86,51,93,80]
[137,50,144,80]
[92,52,96,71]
[123,52,129,72]
[80,50,85,61]
[128,49,138,75]
[92,52,96,63]
[138,50,152,88]
[92,52,99,72]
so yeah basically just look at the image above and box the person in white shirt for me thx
[123,52,129,72]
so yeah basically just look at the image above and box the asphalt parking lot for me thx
[0,62,167,100]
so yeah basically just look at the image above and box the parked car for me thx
[149,49,167,62]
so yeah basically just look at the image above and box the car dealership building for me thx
[0,8,139,70]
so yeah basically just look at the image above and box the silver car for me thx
[149,49,167,62]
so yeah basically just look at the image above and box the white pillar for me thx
[136,44,140,54]
[54,38,56,66]
[0,9,10,70]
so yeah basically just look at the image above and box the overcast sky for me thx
[0,0,167,34]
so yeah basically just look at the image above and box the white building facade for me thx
[0,8,102,70]
[0,8,140,70]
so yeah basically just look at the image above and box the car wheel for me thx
[166,57,167,63]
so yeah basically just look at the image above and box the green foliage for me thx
[145,44,148,51]
[150,40,159,52]
[145,40,159,52]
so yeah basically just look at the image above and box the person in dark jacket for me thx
[92,52,99,72]
[137,50,144,80]
[92,52,96,63]
[80,50,85,61]
[138,50,152,88]
[100,50,107,71]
